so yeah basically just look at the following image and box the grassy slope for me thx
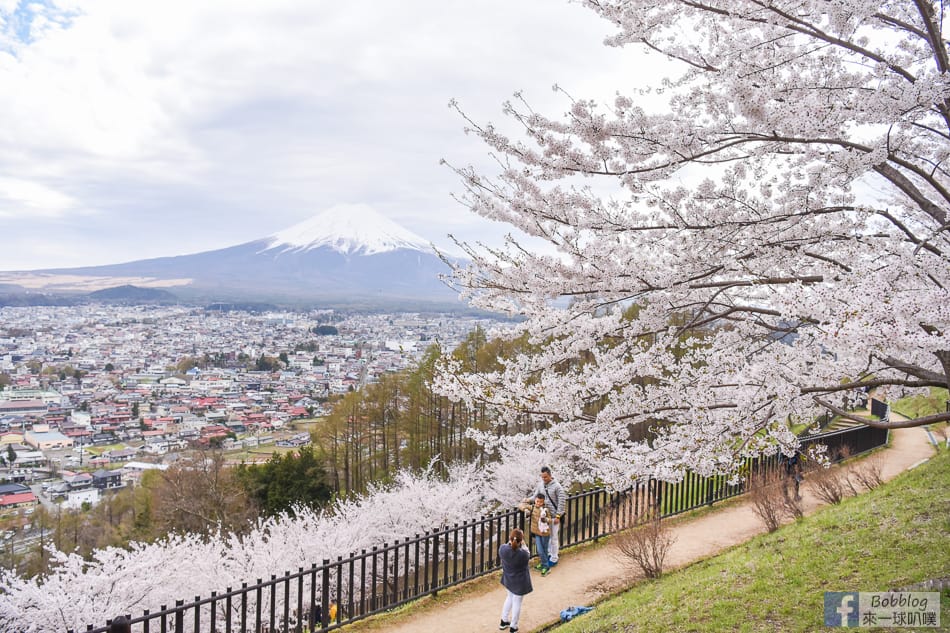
[892,388,948,420]
[557,449,950,633]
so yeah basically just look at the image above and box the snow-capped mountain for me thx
[0,206,463,307]
[264,204,431,255]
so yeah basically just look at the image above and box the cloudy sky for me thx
[0,0,650,271]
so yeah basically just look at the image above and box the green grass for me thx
[224,446,299,462]
[892,388,948,420]
[80,443,125,456]
[556,448,950,633]
[287,417,323,432]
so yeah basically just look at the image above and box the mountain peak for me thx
[263,204,431,255]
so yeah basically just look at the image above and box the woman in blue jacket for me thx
[498,528,532,632]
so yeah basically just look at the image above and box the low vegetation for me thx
[748,470,803,533]
[613,511,676,579]
[558,448,950,632]
[892,387,948,420]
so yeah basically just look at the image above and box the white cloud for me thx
[0,177,77,217]
[0,0,664,270]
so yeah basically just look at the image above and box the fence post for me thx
[593,489,602,540]
[174,599,184,633]
[431,530,440,595]
[369,545,379,611]
[308,565,317,631]
[321,559,330,630]
[413,536,421,596]
[240,583,248,633]
[193,595,201,633]
[283,571,291,630]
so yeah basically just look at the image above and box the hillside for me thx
[557,447,949,632]
[350,427,943,633]
[86,284,177,302]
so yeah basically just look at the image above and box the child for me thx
[527,493,552,575]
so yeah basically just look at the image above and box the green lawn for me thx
[225,445,299,463]
[286,417,323,432]
[892,388,948,421]
[557,448,950,632]
[80,443,125,456]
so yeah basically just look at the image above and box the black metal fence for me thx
[71,424,888,633]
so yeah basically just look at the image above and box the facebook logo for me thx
[825,592,860,627]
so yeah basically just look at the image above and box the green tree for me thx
[295,341,319,352]
[6,445,16,466]
[236,446,333,517]
[254,354,280,372]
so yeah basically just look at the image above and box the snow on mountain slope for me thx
[263,204,432,255]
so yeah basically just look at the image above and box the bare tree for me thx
[806,464,850,506]
[151,447,257,536]
[613,511,676,579]
[851,456,886,492]
[748,471,786,533]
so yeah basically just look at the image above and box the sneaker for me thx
[509,628,519,633]
[533,563,543,571]
[548,560,558,567]
[540,567,550,576]
[499,619,510,630]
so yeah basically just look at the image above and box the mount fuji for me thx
[0,205,464,307]
[265,204,433,256]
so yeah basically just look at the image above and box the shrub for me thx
[806,463,849,505]
[748,471,785,533]
[851,456,885,492]
[781,490,804,520]
[749,470,804,532]
[614,511,676,579]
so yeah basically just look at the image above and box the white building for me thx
[70,411,92,427]
[62,487,99,510]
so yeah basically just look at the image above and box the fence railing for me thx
[71,424,888,633]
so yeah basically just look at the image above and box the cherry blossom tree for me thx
[0,461,492,632]
[439,0,950,484]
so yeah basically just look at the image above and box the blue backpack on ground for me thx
[560,605,593,622]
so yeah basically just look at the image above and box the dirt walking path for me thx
[351,425,936,633]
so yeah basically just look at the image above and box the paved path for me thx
[349,425,936,633]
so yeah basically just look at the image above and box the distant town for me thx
[0,304,506,515]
